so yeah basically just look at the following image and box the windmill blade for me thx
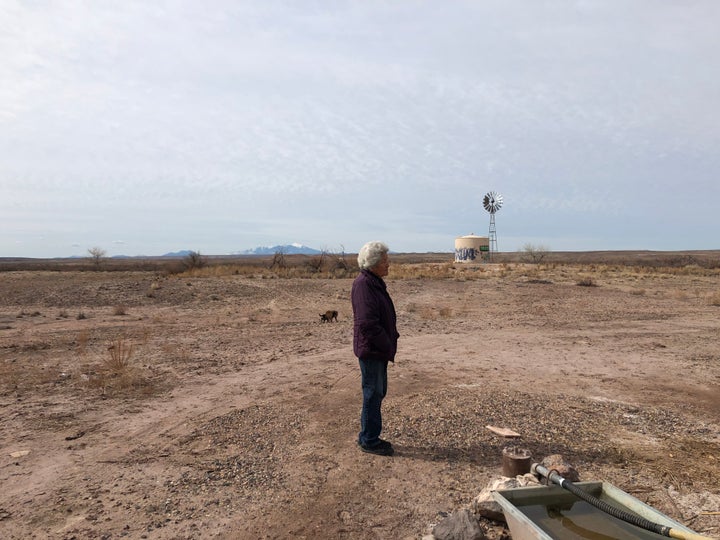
[493,192,503,211]
[483,191,503,214]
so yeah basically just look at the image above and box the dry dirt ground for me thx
[1,259,719,539]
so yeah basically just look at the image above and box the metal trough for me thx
[492,481,698,540]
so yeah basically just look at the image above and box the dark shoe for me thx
[359,442,394,456]
[358,438,393,449]
[376,439,393,450]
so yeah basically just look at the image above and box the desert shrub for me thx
[270,248,286,269]
[107,339,134,372]
[87,246,106,269]
[391,263,455,279]
[183,251,206,271]
[147,281,162,296]
[85,339,154,395]
[306,251,327,273]
[521,243,550,264]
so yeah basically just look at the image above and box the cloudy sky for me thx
[2,1,719,257]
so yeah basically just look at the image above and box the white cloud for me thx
[1,0,719,256]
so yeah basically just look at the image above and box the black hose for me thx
[560,475,671,536]
[532,464,671,537]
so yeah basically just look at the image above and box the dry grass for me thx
[76,329,90,354]
[3,251,719,281]
[106,339,134,372]
[0,357,60,393]
[84,339,154,395]
[390,263,457,279]
[197,259,720,285]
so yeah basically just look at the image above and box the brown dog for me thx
[319,310,338,323]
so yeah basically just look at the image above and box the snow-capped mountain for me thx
[237,243,322,256]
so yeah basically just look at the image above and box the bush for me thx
[183,251,206,271]
[521,243,550,264]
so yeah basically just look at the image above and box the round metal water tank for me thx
[454,234,489,262]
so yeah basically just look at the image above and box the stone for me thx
[432,508,486,540]
[470,474,539,522]
[540,454,580,482]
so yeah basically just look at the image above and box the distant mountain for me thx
[162,250,195,257]
[237,243,322,255]
[100,247,321,258]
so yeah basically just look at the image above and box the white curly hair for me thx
[357,241,389,270]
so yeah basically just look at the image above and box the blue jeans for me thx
[358,358,388,447]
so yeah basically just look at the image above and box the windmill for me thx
[483,191,503,258]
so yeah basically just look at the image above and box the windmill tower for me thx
[483,191,503,258]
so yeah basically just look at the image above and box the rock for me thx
[667,486,720,518]
[540,454,580,482]
[433,508,486,540]
[470,474,540,522]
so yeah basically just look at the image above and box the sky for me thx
[1,1,719,258]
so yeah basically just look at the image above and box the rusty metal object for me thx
[501,445,532,477]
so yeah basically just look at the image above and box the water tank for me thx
[454,234,489,262]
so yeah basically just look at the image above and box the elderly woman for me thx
[351,241,400,456]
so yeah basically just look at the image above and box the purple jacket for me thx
[351,269,399,362]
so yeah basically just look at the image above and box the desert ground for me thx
[1,252,719,539]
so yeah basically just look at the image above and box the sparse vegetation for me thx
[182,250,206,271]
[270,247,287,270]
[83,339,154,395]
[88,246,107,269]
[106,339,134,373]
[306,250,327,273]
[77,329,90,354]
[521,243,550,263]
